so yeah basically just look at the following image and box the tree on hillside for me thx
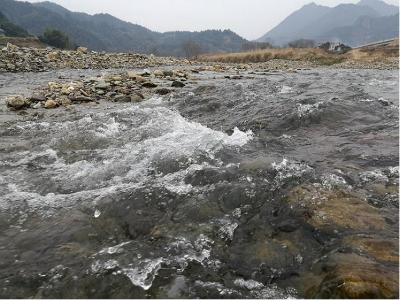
[288,39,316,48]
[39,28,76,49]
[0,11,31,37]
[183,40,203,60]
[242,41,273,52]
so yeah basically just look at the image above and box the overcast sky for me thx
[20,0,399,40]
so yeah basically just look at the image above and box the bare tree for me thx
[288,39,316,48]
[241,41,273,52]
[183,40,203,60]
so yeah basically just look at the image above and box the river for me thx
[0,67,398,298]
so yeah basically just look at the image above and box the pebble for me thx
[44,100,57,109]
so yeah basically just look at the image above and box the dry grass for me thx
[199,41,399,66]
[199,48,344,64]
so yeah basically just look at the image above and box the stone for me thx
[61,87,72,95]
[5,95,26,109]
[142,81,158,88]
[155,88,171,95]
[95,80,109,90]
[61,98,72,106]
[114,94,130,102]
[112,75,123,81]
[127,71,136,79]
[77,47,88,54]
[130,94,143,103]
[163,70,174,77]
[48,82,60,91]
[153,70,164,77]
[135,76,147,83]
[46,52,61,61]
[171,81,185,88]
[44,99,57,109]
[32,103,42,109]
[7,63,15,70]
[74,96,92,102]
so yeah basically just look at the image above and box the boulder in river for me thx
[5,95,27,109]
[171,81,185,88]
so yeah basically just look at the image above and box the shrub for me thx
[39,28,76,50]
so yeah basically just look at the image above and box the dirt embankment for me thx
[0,37,48,49]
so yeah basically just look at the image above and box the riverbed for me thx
[0,68,398,298]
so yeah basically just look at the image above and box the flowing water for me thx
[0,68,398,298]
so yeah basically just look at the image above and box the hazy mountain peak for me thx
[257,1,331,43]
[357,0,399,16]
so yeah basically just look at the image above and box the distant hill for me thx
[258,0,399,47]
[357,0,399,16]
[322,13,399,46]
[257,2,331,44]
[295,3,380,40]
[0,11,31,37]
[0,0,248,56]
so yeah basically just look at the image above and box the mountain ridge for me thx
[258,0,399,46]
[0,0,248,56]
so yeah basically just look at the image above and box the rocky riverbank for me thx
[4,67,205,111]
[1,43,398,74]
[0,43,191,73]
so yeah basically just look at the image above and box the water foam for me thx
[1,105,254,216]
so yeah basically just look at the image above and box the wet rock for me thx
[5,95,26,109]
[155,88,171,95]
[114,94,131,103]
[378,97,391,106]
[142,81,158,88]
[44,99,57,109]
[285,185,387,231]
[171,81,185,88]
[130,94,143,103]
[314,253,399,299]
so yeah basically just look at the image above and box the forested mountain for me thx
[258,0,399,46]
[0,0,247,56]
[322,13,399,46]
[0,11,31,37]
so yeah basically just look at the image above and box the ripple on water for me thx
[0,105,254,216]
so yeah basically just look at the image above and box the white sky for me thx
[19,0,399,40]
